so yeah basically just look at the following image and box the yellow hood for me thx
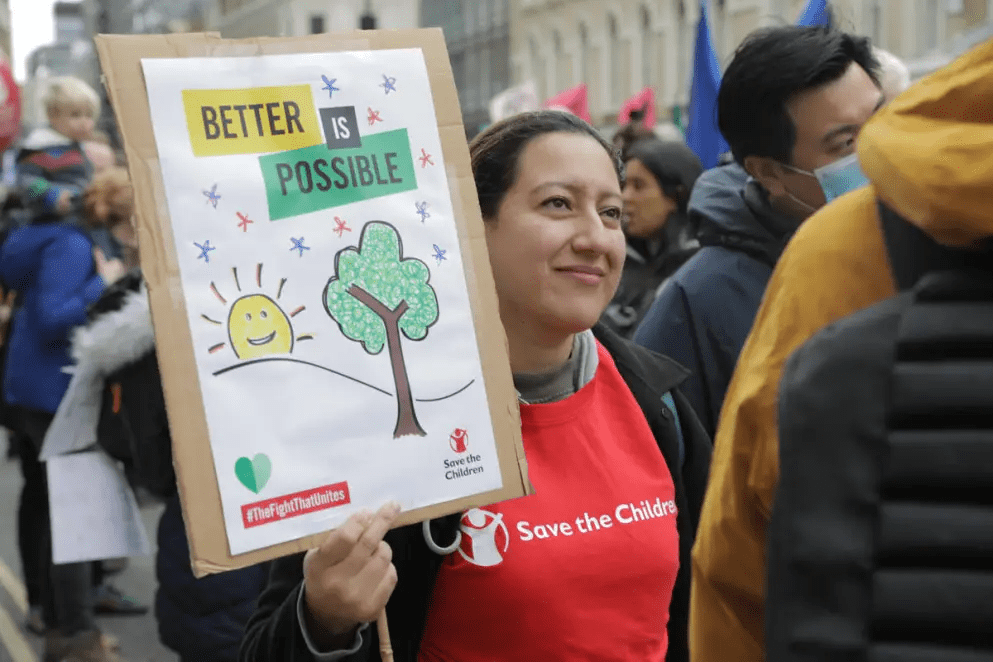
[859,38,993,247]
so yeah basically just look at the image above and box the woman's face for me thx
[622,158,677,239]
[484,132,626,340]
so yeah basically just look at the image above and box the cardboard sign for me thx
[95,30,531,575]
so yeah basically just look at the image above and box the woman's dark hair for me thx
[717,25,880,166]
[613,119,656,161]
[469,110,624,220]
[625,138,703,216]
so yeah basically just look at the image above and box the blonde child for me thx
[18,77,99,224]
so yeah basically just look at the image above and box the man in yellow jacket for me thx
[689,38,993,661]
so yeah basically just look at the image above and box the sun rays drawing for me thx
[202,263,314,360]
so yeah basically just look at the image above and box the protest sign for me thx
[48,451,152,565]
[95,30,530,574]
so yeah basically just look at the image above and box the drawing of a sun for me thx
[228,294,293,359]
[202,263,314,360]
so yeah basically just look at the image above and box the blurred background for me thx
[4,0,991,148]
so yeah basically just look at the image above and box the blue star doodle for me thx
[320,75,340,98]
[415,201,430,223]
[203,184,221,209]
[380,74,397,95]
[194,240,216,263]
[432,244,447,265]
[290,237,311,257]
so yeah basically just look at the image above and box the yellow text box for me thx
[182,85,322,157]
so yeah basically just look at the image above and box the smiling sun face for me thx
[228,294,293,359]
[203,264,314,361]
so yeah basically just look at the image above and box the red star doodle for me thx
[418,148,434,168]
[236,212,253,232]
[367,108,383,126]
[333,217,352,237]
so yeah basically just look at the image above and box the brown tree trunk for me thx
[348,285,426,438]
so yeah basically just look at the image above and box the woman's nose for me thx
[573,208,614,253]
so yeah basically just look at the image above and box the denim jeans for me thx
[16,407,96,636]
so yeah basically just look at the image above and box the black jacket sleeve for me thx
[113,352,176,498]
[672,387,712,537]
[240,552,374,662]
[659,389,712,662]
[240,516,459,662]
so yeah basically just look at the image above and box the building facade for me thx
[421,0,511,138]
[21,2,91,130]
[208,0,418,40]
[511,0,992,127]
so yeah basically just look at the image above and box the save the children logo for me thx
[450,428,468,454]
[453,497,678,568]
[458,508,509,567]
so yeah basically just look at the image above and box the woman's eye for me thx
[601,207,623,220]
[543,197,570,210]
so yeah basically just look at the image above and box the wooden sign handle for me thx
[377,610,394,662]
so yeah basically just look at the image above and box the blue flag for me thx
[797,0,830,26]
[686,0,729,170]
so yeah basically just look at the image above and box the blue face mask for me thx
[783,153,871,205]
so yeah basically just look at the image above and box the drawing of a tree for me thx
[323,222,439,438]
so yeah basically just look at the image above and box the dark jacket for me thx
[767,268,993,662]
[78,278,269,662]
[601,219,699,338]
[17,127,92,223]
[632,163,798,436]
[240,323,713,662]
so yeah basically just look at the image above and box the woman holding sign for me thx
[240,110,712,662]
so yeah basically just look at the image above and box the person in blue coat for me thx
[51,167,270,662]
[1,172,127,661]
[633,162,795,437]
[633,25,885,437]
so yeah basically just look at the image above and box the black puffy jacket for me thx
[767,209,993,661]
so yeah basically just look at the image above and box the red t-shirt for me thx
[418,341,679,661]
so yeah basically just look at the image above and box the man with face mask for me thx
[634,25,883,437]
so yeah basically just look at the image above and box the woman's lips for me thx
[558,266,606,285]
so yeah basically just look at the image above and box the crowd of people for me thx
[0,19,990,662]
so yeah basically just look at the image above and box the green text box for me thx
[259,128,418,221]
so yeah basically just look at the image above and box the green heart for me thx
[235,453,272,494]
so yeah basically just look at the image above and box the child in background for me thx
[3,108,128,659]
[17,77,120,261]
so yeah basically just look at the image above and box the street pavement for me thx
[0,431,179,662]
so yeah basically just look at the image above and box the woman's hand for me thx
[93,247,126,286]
[302,502,401,650]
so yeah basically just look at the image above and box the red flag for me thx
[543,84,591,123]
[0,54,20,154]
[617,87,656,128]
